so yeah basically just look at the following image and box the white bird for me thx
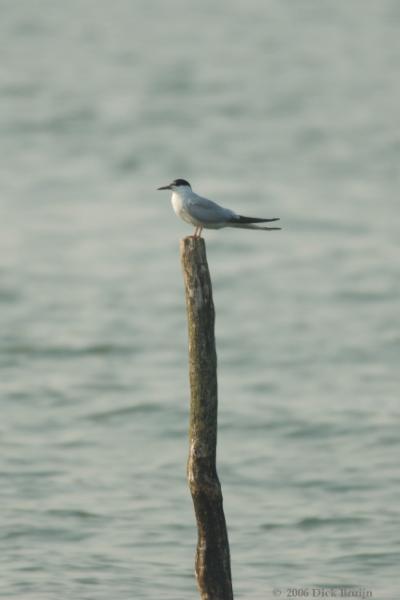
[158,179,281,238]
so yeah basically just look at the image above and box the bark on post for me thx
[180,236,233,600]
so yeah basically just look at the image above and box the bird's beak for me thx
[157,184,172,190]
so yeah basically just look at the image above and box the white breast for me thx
[171,192,196,225]
[171,192,184,216]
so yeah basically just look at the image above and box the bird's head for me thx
[157,178,192,191]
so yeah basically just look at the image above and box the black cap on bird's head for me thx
[157,178,191,191]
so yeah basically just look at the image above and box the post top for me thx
[180,236,206,257]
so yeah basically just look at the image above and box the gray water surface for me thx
[1,1,399,598]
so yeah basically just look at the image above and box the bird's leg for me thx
[193,226,199,238]
[198,227,203,238]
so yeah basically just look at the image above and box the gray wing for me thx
[187,193,237,224]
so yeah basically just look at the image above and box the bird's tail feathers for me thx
[236,215,280,224]
[229,223,281,231]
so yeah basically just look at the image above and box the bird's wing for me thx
[188,193,236,224]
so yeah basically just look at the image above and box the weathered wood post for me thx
[180,236,233,600]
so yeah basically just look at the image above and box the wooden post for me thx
[180,236,233,600]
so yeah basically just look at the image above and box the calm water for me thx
[1,1,399,598]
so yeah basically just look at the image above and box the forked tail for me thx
[229,223,281,230]
[236,215,280,224]
[230,215,281,230]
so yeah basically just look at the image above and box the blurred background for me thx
[0,1,399,598]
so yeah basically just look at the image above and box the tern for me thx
[157,179,281,238]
